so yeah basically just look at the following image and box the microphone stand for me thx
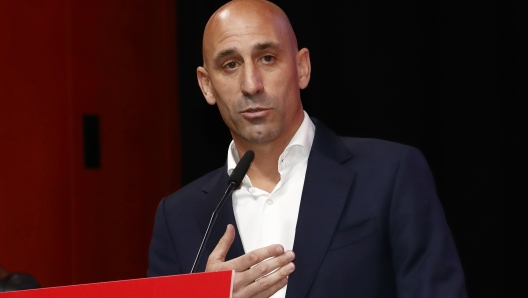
[190,182,236,273]
[189,149,254,273]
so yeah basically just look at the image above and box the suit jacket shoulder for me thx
[163,167,224,213]
[286,120,466,298]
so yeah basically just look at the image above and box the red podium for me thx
[0,271,233,298]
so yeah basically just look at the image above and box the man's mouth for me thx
[240,108,271,119]
[242,108,269,113]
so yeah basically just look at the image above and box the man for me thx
[148,0,467,297]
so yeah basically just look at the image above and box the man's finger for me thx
[229,244,285,273]
[232,249,295,290]
[240,262,295,298]
[254,277,289,298]
[206,224,235,268]
[246,250,295,284]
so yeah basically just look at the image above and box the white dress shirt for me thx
[227,111,315,298]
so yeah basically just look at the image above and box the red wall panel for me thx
[0,0,73,287]
[0,0,179,287]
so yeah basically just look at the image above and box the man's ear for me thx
[297,48,311,89]
[197,66,216,105]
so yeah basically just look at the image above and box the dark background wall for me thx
[177,0,527,297]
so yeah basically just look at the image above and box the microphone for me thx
[190,150,255,273]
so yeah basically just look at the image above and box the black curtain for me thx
[176,1,527,296]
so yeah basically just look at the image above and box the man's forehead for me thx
[202,0,296,64]
[210,24,282,53]
[211,20,280,46]
[205,5,280,45]
[206,0,284,29]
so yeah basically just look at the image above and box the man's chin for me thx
[239,128,280,145]
[241,135,274,145]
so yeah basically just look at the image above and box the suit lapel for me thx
[196,168,245,272]
[287,119,355,298]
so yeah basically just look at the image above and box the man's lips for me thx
[241,107,269,113]
[240,107,271,118]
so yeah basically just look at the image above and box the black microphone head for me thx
[228,150,254,188]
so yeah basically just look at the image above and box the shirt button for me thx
[266,198,273,205]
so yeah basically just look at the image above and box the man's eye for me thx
[224,61,237,69]
[262,55,274,63]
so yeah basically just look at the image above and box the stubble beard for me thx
[229,94,283,145]
[236,120,282,144]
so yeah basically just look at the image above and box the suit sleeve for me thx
[147,197,182,277]
[389,147,467,297]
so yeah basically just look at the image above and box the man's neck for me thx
[233,115,304,193]
[238,143,284,193]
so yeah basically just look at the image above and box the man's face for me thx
[197,4,310,146]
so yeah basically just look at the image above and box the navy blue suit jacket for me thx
[148,119,467,297]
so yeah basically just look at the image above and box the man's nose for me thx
[240,63,264,96]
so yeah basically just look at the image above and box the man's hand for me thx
[206,224,295,298]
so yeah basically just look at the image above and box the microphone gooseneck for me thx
[228,149,254,187]
[190,150,255,273]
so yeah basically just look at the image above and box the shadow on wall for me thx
[0,266,40,292]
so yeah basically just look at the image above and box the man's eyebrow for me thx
[214,48,237,64]
[253,42,279,51]
[212,42,280,65]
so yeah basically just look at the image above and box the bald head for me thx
[202,0,298,68]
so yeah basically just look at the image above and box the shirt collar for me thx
[227,111,315,176]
